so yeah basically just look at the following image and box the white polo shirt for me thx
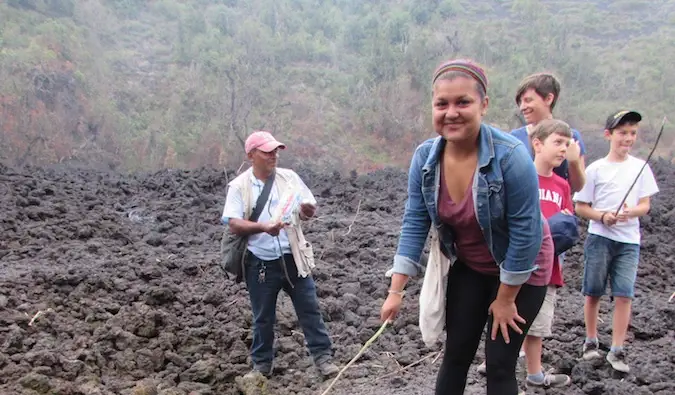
[221,171,316,260]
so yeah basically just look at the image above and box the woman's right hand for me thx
[380,293,404,323]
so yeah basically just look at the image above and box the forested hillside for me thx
[1,0,674,171]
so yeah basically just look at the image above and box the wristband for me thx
[388,289,405,297]
[600,212,607,224]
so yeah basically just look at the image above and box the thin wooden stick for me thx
[28,308,53,327]
[225,299,238,308]
[376,351,441,381]
[320,320,390,395]
[669,292,675,303]
[432,350,443,364]
[236,161,247,175]
[343,199,362,236]
[614,116,667,215]
[382,351,402,370]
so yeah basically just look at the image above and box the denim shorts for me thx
[582,234,640,299]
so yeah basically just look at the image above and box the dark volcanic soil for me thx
[0,159,674,395]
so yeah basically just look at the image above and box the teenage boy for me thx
[574,111,659,373]
[522,119,577,388]
[512,73,587,193]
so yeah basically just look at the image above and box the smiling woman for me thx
[432,75,487,147]
[380,59,553,395]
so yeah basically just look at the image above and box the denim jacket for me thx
[390,123,543,286]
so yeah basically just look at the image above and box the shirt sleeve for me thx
[573,165,595,203]
[295,174,317,206]
[511,128,533,158]
[221,185,244,224]
[389,144,432,278]
[499,143,542,286]
[638,163,659,199]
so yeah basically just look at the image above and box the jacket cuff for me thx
[499,264,537,286]
[386,255,420,278]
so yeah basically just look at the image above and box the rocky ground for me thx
[1,157,674,395]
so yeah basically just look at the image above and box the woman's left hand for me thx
[488,298,526,344]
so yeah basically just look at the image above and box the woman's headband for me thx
[432,60,488,93]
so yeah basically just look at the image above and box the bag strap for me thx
[249,171,275,223]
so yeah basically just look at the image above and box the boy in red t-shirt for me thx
[522,119,575,388]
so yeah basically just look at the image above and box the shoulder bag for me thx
[220,171,275,282]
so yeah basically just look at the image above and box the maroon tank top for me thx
[438,171,498,275]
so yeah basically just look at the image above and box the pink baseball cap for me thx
[244,131,286,154]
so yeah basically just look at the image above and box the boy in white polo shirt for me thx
[573,110,659,373]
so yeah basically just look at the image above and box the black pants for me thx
[435,262,546,395]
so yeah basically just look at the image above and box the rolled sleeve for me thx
[387,254,423,278]
[390,145,432,278]
[499,265,533,286]
[221,185,244,224]
[500,143,542,277]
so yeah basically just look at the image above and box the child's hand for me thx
[566,140,581,163]
[617,203,633,222]
[602,212,618,226]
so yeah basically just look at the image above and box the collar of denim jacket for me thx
[422,123,496,173]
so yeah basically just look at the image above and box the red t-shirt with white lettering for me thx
[538,173,574,287]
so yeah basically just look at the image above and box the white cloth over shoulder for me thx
[419,227,454,347]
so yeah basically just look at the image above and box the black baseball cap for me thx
[605,110,642,130]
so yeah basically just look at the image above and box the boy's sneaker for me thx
[526,369,571,387]
[606,350,630,373]
[582,340,602,360]
[476,350,525,375]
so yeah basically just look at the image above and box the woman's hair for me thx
[515,73,561,110]
[432,59,488,99]
[529,119,572,143]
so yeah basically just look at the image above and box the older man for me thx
[221,131,339,381]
